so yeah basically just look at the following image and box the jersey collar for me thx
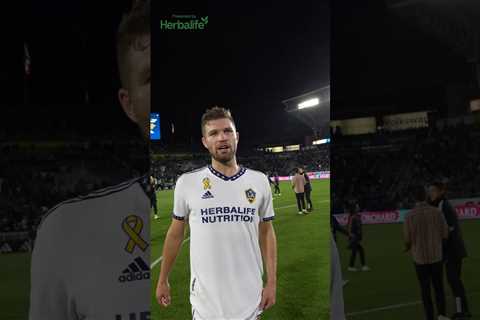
[208,164,246,181]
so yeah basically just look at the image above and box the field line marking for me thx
[274,200,329,210]
[274,204,297,209]
[346,301,421,316]
[150,237,190,269]
[346,291,480,317]
[150,199,330,269]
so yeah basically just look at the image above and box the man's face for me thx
[119,34,151,139]
[202,118,239,164]
[428,185,442,202]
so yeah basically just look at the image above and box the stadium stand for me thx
[332,119,480,213]
[0,136,147,252]
[151,144,330,190]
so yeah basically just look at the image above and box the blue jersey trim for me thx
[172,213,185,221]
[207,165,246,181]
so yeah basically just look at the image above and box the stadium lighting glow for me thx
[265,146,284,153]
[298,98,319,109]
[313,138,330,145]
[285,144,300,151]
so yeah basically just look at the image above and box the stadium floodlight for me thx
[283,86,330,139]
[298,98,319,109]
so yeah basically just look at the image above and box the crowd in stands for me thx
[5,118,478,237]
[1,106,147,252]
[332,121,480,213]
[1,130,331,253]
[0,139,147,237]
[151,144,330,190]
[2,139,327,239]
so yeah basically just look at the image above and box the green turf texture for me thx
[0,252,30,320]
[337,220,480,319]
[150,179,331,320]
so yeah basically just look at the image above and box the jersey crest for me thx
[245,188,256,204]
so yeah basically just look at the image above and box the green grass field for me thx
[0,252,30,320]
[150,179,331,320]
[337,220,480,319]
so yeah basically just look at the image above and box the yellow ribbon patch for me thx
[203,177,211,190]
[122,215,148,254]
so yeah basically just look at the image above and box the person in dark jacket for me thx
[346,202,370,272]
[428,181,471,319]
[273,172,281,196]
[300,167,313,211]
[300,168,313,211]
[150,176,159,219]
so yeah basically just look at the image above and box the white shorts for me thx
[192,307,263,320]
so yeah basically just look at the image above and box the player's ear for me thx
[201,136,209,150]
[236,131,240,143]
[118,88,137,123]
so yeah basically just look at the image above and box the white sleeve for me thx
[29,216,72,320]
[172,175,189,220]
[259,174,275,222]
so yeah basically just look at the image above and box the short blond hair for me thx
[201,106,236,136]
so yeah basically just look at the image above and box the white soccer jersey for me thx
[29,176,151,320]
[173,165,275,320]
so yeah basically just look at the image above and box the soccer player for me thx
[151,176,159,219]
[346,202,370,271]
[273,172,281,196]
[428,181,471,319]
[292,168,307,214]
[299,167,313,211]
[267,173,275,194]
[29,2,151,319]
[156,107,277,320]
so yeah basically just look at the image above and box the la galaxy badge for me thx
[245,188,256,203]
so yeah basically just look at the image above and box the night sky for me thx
[21,1,129,105]
[2,0,137,137]
[154,1,330,148]
[332,0,475,119]
[4,0,477,143]
[3,0,329,146]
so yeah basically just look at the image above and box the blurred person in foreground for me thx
[29,2,151,319]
